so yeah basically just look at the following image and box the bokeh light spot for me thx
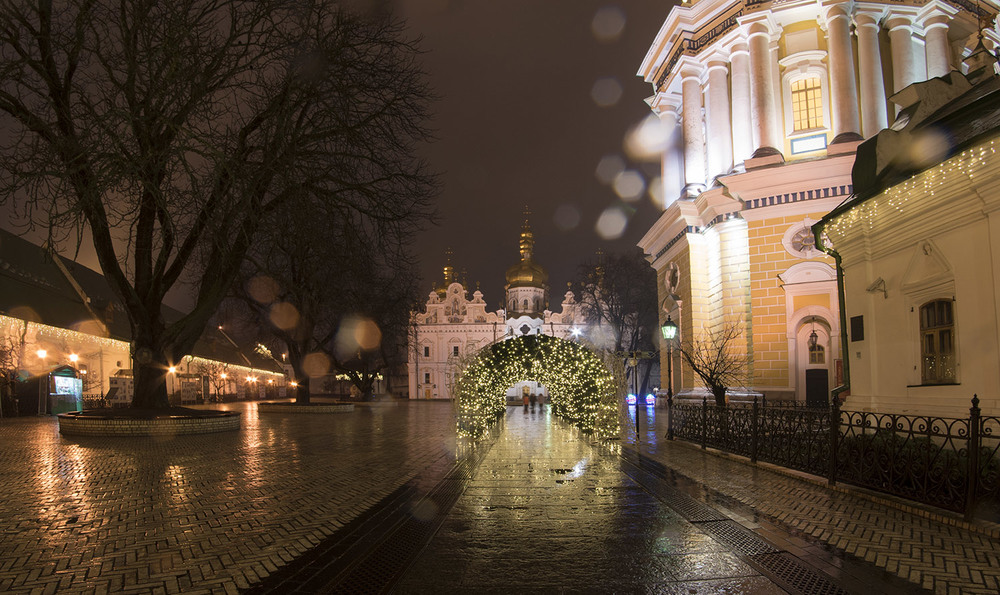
[624,114,670,161]
[335,315,382,358]
[554,204,581,231]
[269,302,300,330]
[591,77,623,108]
[595,154,625,185]
[612,170,645,202]
[591,6,626,43]
[248,275,281,304]
[302,352,330,378]
[647,176,665,208]
[907,128,952,169]
[595,206,628,240]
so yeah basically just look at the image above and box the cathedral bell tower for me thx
[505,211,549,336]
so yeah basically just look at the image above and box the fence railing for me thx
[666,395,999,521]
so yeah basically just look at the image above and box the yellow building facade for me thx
[637,0,991,403]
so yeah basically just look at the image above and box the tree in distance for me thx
[574,249,659,396]
[0,1,435,408]
[232,206,429,404]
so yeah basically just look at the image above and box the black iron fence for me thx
[666,395,1000,521]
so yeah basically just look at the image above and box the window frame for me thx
[778,50,831,150]
[919,298,957,385]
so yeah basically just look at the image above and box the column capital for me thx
[853,8,886,30]
[648,92,682,116]
[675,56,705,81]
[739,13,780,41]
[705,51,730,74]
[885,11,916,33]
[728,40,749,58]
[917,1,958,29]
[821,1,852,23]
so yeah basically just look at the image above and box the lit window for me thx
[920,300,956,384]
[791,77,823,131]
[808,342,825,365]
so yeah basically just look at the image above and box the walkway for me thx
[0,400,996,593]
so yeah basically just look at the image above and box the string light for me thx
[827,139,998,240]
[454,334,621,439]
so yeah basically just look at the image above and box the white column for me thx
[729,42,753,165]
[826,4,861,140]
[656,98,684,207]
[705,56,733,180]
[855,10,888,137]
[919,2,958,78]
[747,21,781,156]
[680,64,706,194]
[887,14,918,93]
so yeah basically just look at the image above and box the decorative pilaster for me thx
[729,42,753,165]
[825,4,861,142]
[705,55,734,180]
[855,10,888,137]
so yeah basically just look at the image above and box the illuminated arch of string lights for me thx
[454,334,621,440]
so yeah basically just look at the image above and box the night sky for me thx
[398,0,672,311]
[0,1,675,314]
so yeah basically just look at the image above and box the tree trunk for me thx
[295,376,311,405]
[131,351,170,409]
[713,384,727,408]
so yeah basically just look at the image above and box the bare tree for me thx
[232,205,427,404]
[195,361,229,402]
[0,1,435,408]
[679,322,751,407]
[574,249,659,395]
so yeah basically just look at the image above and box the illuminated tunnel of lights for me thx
[454,334,621,440]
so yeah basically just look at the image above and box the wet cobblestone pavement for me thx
[0,401,462,593]
[0,400,996,593]
[396,406,790,594]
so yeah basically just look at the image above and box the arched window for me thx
[920,299,956,384]
[791,77,823,131]
[522,299,528,310]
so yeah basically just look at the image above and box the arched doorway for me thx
[795,316,833,406]
[454,334,621,439]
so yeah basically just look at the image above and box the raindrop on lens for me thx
[591,6,626,43]
[591,77,623,108]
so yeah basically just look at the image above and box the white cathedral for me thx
[407,218,587,400]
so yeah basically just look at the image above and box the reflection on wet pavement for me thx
[396,406,787,593]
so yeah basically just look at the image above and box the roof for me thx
[0,228,279,372]
[827,71,1000,222]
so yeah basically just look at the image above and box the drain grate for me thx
[694,520,779,555]
[752,552,850,595]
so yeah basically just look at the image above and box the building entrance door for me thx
[805,369,828,408]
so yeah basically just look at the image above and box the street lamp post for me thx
[661,316,678,440]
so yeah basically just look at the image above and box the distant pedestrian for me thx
[523,393,529,410]
[529,392,537,410]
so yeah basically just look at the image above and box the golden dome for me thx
[505,259,548,287]
[504,215,548,288]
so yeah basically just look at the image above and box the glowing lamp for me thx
[645,394,656,405]
[626,394,637,405]
[36,349,47,359]
[168,366,176,374]
[660,316,678,341]
[69,354,79,363]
